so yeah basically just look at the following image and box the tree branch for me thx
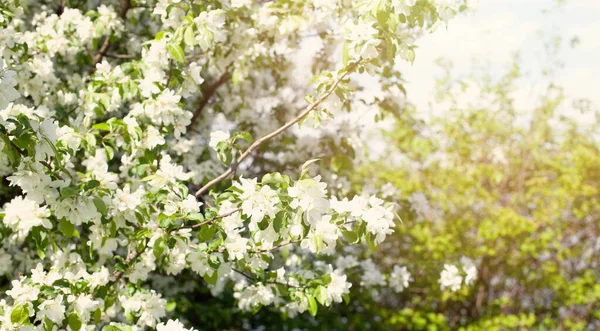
[105,53,136,59]
[5,135,64,180]
[232,268,305,289]
[39,160,64,181]
[91,36,112,69]
[109,244,145,285]
[57,0,65,16]
[169,208,241,233]
[250,239,301,254]
[119,0,131,19]
[89,0,131,71]
[194,61,361,198]
[188,64,233,130]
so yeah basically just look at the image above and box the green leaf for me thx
[10,304,29,324]
[165,301,177,312]
[0,131,21,165]
[31,227,48,259]
[42,136,63,168]
[104,145,114,160]
[60,185,79,199]
[342,42,349,66]
[343,293,351,305]
[172,26,185,44]
[365,231,378,252]
[67,311,82,331]
[262,172,290,188]
[342,229,359,244]
[188,212,205,222]
[184,26,196,47]
[142,174,161,182]
[307,294,318,316]
[273,211,285,232]
[43,317,54,331]
[97,94,111,110]
[59,218,79,238]
[94,308,101,324]
[133,228,153,240]
[232,131,252,143]
[102,327,132,331]
[155,31,166,41]
[92,123,111,131]
[300,159,320,178]
[406,48,415,64]
[198,225,217,242]
[203,271,218,285]
[315,285,328,306]
[168,44,185,63]
[153,236,167,259]
[93,196,108,216]
[87,179,101,190]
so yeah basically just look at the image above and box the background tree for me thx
[350,51,600,329]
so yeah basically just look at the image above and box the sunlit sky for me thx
[400,0,600,113]
[289,0,600,158]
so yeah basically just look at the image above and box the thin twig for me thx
[39,160,64,180]
[109,245,145,285]
[89,0,131,71]
[105,53,136,59]
[232,268,305,289]
[250,239,301,254]
[169,208,241,233]
[57,0,65,15]
[5,136,64,180]
[194,60,361,198]
[91,37,111,69]
[215,238,301,255]
[119,0,131,19]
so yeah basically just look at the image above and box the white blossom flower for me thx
[326,270,352,305]
[288,176,330,225]
[3,196,52,239]
[342,18,381,59]
[392,0,417,16]
[188,250,214,277]
[209,130,230,150]
[188,63,204,85]
[36,294,66,324]
[225,233,249,260]
[461,257,478,286]
[335,255,359,271]
[361,196,395,244]
[234,177,280,230]
[6,279,40,303]
[194,10,227,51]
[300,215,339,254]
[148,155,192,189]
[389,265,412,293]
[439,264,463,292]
[360,259,387,287]
[234,283,275,311]
[0,58,20,110]
[157,319,196,331]
[113,185,144,212]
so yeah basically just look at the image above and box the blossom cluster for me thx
[0,0,463,329]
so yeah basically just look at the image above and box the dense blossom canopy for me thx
[0,0,470,329]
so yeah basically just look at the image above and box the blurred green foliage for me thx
[351,57,600,330]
